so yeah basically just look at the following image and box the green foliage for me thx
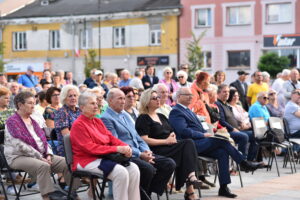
[0,42,4,73]
[258,52,290,78]
[185,31,206,78]
[84,49,101,78]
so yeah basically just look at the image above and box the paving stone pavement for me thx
[2,156,300,200]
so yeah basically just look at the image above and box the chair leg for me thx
[169,173,175,194]
[165,186,169,200]
[236,164,243,188]
[16,172,28,198]
[214,162,218,184]
[99,178,107,200]
[67,175,74,200]
[6,171,19,200]
[287,147,294,174]
[0,176,8,200]
[273,152,280,177]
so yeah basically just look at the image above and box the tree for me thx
[185,31,206,78]
[0,42,4,73]
[257,52,290,78]
[84,49,101,78]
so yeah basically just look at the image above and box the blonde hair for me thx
[139,88,156,114]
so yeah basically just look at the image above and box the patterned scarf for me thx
[6,113,49,157]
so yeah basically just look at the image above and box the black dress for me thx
[136,113,198,190]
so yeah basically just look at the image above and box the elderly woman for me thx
[190,72,211,123]
[176,70,192,88]
[136,89,201,200]
[120,87,139,121]
[54,85,80,157]
[90,87,108,118]
[214,71,226,86]
[4,92,80,200]
[71,92,140,200]
[266,89,284,118]
[152,83,172,118]
[159,67,179,106]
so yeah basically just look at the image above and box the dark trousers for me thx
[131,154,176,200]
[229,131,249,159]
[194,138,244,185]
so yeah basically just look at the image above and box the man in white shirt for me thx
[284,89,300,138]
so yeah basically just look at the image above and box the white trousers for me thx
[78,159,140,200]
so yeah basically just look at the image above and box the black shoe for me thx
[199,176,216,187]
[240,160,260,172]
[218,187,237,198]
[48,190,68,200]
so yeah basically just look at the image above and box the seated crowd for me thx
[0,65,300,200]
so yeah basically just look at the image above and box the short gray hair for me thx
[152,83,168,92]
[176,70,187,79]
[282,69,291,76]
[14,91,35,110]
[78,91,97,107]
[217,84,229,94]
[257,91,268,98]
[107,88,122,102]
[60,85,80,104]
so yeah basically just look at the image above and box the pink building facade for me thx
[180,0,300,83]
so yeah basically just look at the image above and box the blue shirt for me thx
[18,74,38,88]
[118,79,131,88]
[249,101,270,122]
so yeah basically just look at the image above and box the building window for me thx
[266,3,292,23]
[113,27,125,47]
[80,29,92,49]
[203,51,212,68]
[196,8,212,27]
[227,6,251,25]
[228,50,250,67]
[13,32,27,51]
[49,30,60,49]
[150,30,161,46]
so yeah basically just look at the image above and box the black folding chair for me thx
[0,145,39,200]
[269,117,296,173]
[63,134,108,200]
[283,118,300,164]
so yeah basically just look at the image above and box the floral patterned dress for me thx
[54,105,81,156]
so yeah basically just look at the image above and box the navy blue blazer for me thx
[169,104,207,140]
[101,107,150,157]
[142,75,159,89]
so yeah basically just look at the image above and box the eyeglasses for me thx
[292,91,300,95]
[150,96,160,100]
[166,72,172,74]
[178,76,184,79]
[51,94,60,97]
[269,93,276,96]
[263,97,269,100]
[181,67,188,70]
[134,92,139,95]
[126,95,135,99]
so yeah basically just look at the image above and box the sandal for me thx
[186,175,202,189]
[184,192,200,200]
[57,176,67,190]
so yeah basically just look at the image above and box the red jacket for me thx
[70,115,127,171]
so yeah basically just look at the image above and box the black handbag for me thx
[264,128,285,143]
[205,104,220,123]
[102,153,130,167]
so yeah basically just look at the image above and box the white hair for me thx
[152,83,168,92]
[78,91,97,107]
[176,70,188,79]
[90,86,105,95]
[262,71,270,78]
[257,91,268,98]
[163,67,173,74]
[282,69,291,76]
[60,85,80,104]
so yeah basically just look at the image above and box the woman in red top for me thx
[70,92,140,200]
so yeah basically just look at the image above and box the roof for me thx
[0,0,34,16]
[3,0,181,19]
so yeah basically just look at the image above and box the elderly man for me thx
[230,70,249,111]
[283,68,300,102]
[18,66,39,88]
[249,91,271,122]
[129,70,144,90]
[101,88,175,200]
[247,71,269,105]
[118,69,131,87]
[8,82,20,109]
[216,84,257,161]
[169,87,262,198]
[284,89,300,138]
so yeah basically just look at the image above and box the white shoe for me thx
[6,186,17,196]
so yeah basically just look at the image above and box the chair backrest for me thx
[0,145,7,169]
[282,118,292,137]
[0,130,4,145]
[63,134,73,171]
[268,117,284,131]
[251,117,268,140]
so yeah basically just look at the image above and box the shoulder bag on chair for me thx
[264,128,285,143]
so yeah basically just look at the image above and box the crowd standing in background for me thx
[0,64,300,200]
